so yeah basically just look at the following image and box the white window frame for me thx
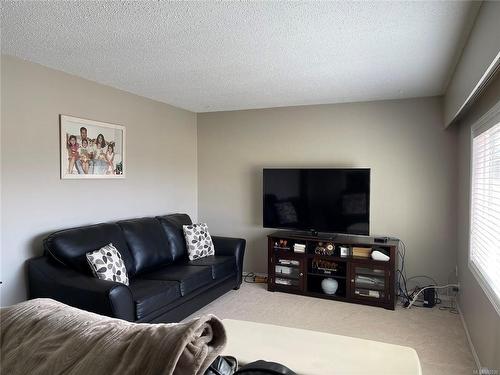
[469,99,500,317]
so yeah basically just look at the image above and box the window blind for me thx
[470,118,500,311]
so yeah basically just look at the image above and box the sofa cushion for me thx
[128,279,181,320]
[117,218,173,275]
[140,264,213,296]
[188,256,236,280]
[156,214,192,262]
[86,243,129,285]
[44,223,135,276]
[183,223,215,261]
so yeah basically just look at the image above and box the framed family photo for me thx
[60,115,126,179]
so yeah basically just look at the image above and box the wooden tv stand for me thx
[267,231,398,310]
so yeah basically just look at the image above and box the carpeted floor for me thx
[185,282,475,375]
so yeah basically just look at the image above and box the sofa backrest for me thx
[156,214,192,262]
[43,214,193,277]
[117,217,176,275]
[44,223,136,276]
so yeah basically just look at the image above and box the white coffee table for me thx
[222,319,422,375]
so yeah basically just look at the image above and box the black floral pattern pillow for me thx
[86,243,129,285]
[183,223,215,260]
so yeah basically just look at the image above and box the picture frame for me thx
[60,115,126,179]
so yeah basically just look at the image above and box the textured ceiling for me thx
[1,1,477,112]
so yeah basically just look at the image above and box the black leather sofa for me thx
[27,214,245,323]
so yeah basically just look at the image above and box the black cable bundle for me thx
[396,240,411,306]
[396,240,439,307]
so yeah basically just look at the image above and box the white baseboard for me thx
[457,303,482,372]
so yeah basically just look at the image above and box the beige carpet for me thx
[185,282,475,375]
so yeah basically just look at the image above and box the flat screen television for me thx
[263,168,370,235]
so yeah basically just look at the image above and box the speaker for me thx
[423,287,436,308]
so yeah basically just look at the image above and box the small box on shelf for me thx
[275,265,300,279]
[339,245,350,257]
[354,288,384,299]
[277,258,300,266]
[352,247,372,258]
[293,243,306,253]
[275,277,299,287]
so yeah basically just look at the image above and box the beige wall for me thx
[197,97,458,283]
[4,55,497,368]
[456,73,500,371]
[444,1,500,126]
[0,56,198,306]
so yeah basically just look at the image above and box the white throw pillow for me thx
[86,243,129,285]
[183,223,215,261]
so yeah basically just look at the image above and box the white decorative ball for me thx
[321,278,339,295]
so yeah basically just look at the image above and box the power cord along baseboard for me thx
[406,284,459,309]
[395,238,459,312]
[243,272,268,283]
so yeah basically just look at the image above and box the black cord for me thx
[395,239,458,312]
[397,269,410,303]
[244,272,267,283]
[406,275,440,303]
[244,272,257,283]
[396,240,412,306]
[406,275,438,285]
[395,239,445,308]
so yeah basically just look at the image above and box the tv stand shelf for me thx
[267,231,398,310]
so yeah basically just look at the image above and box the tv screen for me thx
[263,168,370,235]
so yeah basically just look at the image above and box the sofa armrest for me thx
[27,256,134,321]
[212,236,246,286]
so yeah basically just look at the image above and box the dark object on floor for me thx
[423,287,436,308]
[235,360,297,375]
[204,357,296,375]
[27,213,245,323]
[244,272,268,283]
[205,356,238,375]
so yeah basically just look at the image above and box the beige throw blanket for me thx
[1,298,226,375]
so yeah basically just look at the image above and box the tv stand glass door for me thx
[350,263,390,303]
[270,253,305,292]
